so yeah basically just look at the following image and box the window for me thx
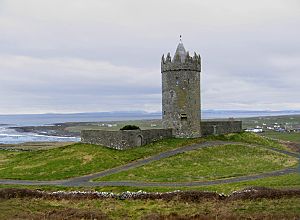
[180,113,187,120]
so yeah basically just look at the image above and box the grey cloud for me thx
[0,0,299,113]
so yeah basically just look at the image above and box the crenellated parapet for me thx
[161,52,201,72]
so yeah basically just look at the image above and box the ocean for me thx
[0,110,299,144]
[0,126,80,144]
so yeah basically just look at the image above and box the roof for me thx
[173,42,187,62]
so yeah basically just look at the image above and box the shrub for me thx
[120,125,140,130]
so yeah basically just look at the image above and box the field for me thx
[96,144,297,182]
[65,119,163,133]
[241,114,300,130]
[1,195,299,219]
[0,128,299,219]
[261,131,300,143]
[0,133,296,181]
[0,142,72,151]
[241,114,300,144]
[0,138,203,180]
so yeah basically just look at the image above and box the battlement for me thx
[161,52,201,72]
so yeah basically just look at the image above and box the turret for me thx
[161,42,201,72]
[161,38,201,138]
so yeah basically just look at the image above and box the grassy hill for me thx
[1,132,299,219]
[0,138,203,180]
[261,131,300,143]
[0,132,298,183]
[96,144,297,182]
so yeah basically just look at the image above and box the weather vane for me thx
[180,35,182,43]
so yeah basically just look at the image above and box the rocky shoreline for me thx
[9,122,84,137]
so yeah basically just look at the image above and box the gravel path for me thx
[0,141,299,187]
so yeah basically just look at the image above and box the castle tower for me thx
[161,39,201,138]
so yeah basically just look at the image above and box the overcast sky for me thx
[0,0,299,114]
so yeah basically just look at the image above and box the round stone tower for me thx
[161,40,201,138]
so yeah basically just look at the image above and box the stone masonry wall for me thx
[81,121,242,150]
[201,120,242,136]
[81,129,173,150]
[140,129,173,145]
[162,69,201,138]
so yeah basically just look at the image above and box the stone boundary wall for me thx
[201,120,242,136]
[81,129,173,150]
[81,121,242,150]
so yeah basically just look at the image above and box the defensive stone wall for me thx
[81,129,173,150]
[201,120,242,136]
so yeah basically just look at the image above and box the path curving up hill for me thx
[0,141,299,187]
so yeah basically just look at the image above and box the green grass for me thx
[93,173,300,194]
[260,131,300,143]
[0,196,299,219]
[210,132,289,150]
[0,133,296,182]
[0,142,73,151]
[197,173,300,193]
[1,173,299,194]
[0,138,204,180]
[0,151,20,166]
[95,144,298,182]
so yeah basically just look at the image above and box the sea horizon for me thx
[1,109,300,126]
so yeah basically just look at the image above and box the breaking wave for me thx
[0,126,80,144]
